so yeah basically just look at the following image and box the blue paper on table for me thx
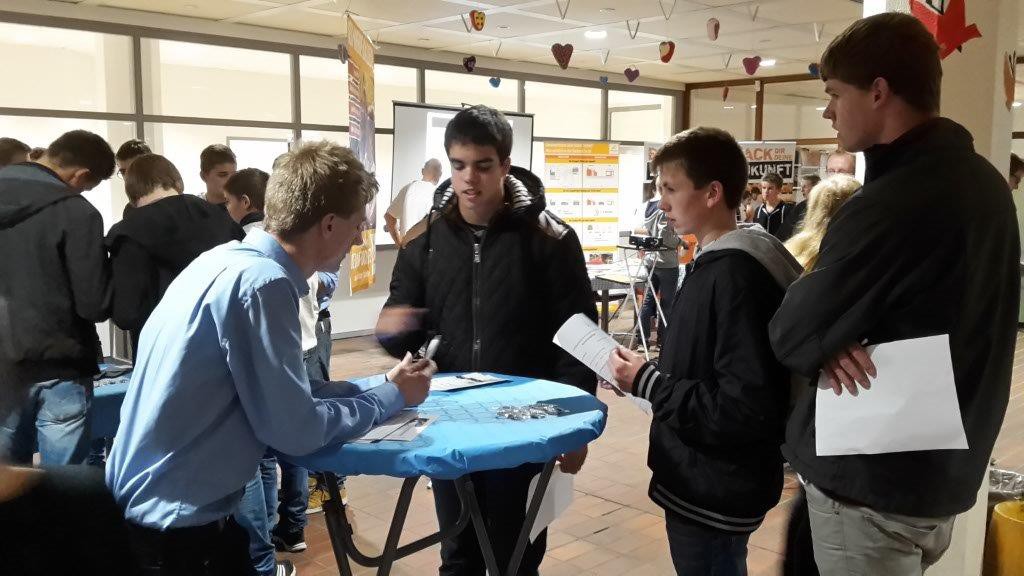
[286,374,607,480]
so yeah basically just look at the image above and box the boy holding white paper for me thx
[769,14,1020,576]
[610,127,800,575]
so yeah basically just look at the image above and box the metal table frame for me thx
[317,459,557,576]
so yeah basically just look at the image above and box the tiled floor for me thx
[282,331,1024,576]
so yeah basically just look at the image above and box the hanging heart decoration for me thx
[469,10,486,31]
[551,43,574,69]
[742,55,761,76]
[707,18,720,41]
[659,41,676,63]
[722,86,730,102]
[1004,52,1017,111]
[599,75,609,86]
[463,56,476,73]
[489,77,501,88]
[808,62,820,78]
[624,66,640,83]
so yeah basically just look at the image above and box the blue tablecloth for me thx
[288,374,607,480]
[92,364,132,440]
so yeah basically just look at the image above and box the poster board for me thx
[345,15,376,294]
[544,142,620,265]
[740,141,797,183]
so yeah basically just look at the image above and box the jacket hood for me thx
[0,164,76,229]
[697,224,803,289]
[106,194,242,270]
[432,165,546,222]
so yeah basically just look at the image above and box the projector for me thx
[629,234,664,250]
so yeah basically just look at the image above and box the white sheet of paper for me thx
[527,470,575,542]
[353,411,430,443]
[430,373,508,392]
[815,334,969,456]
[554,313,653,414]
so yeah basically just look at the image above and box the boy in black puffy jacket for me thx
[610,127,800,576]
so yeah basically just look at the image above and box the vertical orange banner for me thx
[346,15,376,294]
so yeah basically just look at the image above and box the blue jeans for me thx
[234,463,278,576]
[665,511,749,576]
[0,377,93,465]
[275,457,309,535]
[639,266,679,342]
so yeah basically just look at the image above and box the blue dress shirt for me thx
[106,228,404,529]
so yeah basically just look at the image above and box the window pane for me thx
[374,133,394,245]
[301,130,349,147]
[143,123,294,197]
[764,81,835,140]
[142,40,291,122]
[525,82,601,139]
[690,86,756,141]
[300,55,348,126]
[1014,70,1023,132]
[0,23,132,113]
[426,71,519,112]
[608,91,675,143]
[375,65,418,130]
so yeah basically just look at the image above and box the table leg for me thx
[601,290,610,331]
[320,472,355,576]
[505,460,557,576]
[455,476,503,576]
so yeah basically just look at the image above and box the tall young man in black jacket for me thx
[0,130,116,465]
[376,105,598,576]
[769,14,1019,575]
[610,127,799,576]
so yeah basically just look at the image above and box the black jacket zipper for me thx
[471,231,485,370]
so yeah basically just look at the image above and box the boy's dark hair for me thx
[46,130,116,181]
[801,174,822,187]
[652,127,747,210]
[762,172,784,189]
[224,168,269,211]
[820,12,941,115]
[443,105,513,161]
[124,154,184,204]
[0,137,30,167]
[1011,153,1024,175]
[200,144,237,174]
[116,139,152,162]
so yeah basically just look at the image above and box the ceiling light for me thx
[498,25,511,30]
[599,7,616,13]
[815,106,826,111]
[723,105,735,110]
[1014,101,1023,108]
[750,104,757,109]
[585,30,608,40]
[761,59,777,67]
[418,37,431,41]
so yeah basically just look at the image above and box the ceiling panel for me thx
[518,0,707,24]
[726,0,861,26]
[332,0,473,22]
[611,39,731,62]
[97,0,265,20]
[425,11,580,39]
[712,25,831,52]
[764,43,830,62]
[236,8,347,35]
[642,8,774,41]
[381,26,490,50]
[518,24,666,50]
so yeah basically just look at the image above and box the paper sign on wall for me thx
[740,141,797,183]
[544,142,620,265]
[346,15,377,294]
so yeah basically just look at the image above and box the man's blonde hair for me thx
[264,141,377,238]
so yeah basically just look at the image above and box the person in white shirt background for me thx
[385,158,442,245]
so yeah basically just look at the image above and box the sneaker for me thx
[275,560,297,576]
[271,528,307,553]
[306,477,325,514]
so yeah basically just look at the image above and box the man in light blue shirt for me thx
[107,141,434,576]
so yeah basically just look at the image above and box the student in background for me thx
[0,137,30,168]
[770,14,1018,574]
[610,127,798,575]
[200,144,237,208]
[115,139,151,178]
[28,147,45,161]
[224,168,270,232]
[779,174,860,576]
[385,158,442,245]
[106,153,243,358]
[755,172,792,239]
[0,130,115,465]
[1009,153,1023,191]
[636,175,682,347]
[778,174,821,240]
[824,151,855,176]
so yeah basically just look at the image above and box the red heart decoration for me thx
[722,86,730,101]
[469,10,486,32]
[707,18,720,41]
[624,66,640,83]
[659,41,676,63]
[551,43,574,70]
[463,56,476,73]
[742,56,761,75]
